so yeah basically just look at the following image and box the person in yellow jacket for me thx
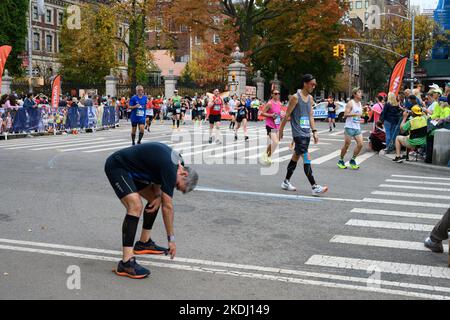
[393,105,428,163]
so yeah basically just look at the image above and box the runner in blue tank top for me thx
[129,85,148,146]
[279,74,328,196]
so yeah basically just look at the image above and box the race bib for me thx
[148,109,154,116]
[299,116,310,129]
[136,109,145,117]
[176,108,181,114]
[353,115,361,123]
[274,114,281,126]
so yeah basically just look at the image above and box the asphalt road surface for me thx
[0,120,449,300]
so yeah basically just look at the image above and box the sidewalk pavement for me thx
[380,150,450,173]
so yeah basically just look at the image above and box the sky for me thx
[410,0,439,10]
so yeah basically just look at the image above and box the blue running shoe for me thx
[115,257,150,279]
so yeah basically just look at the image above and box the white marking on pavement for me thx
[391,174,450,182]
[330,235,448,252]
[329,130,345,136]
[345,219,434,232]
[31,139,126,151]
[5,138,106,150]
[0,137,97,148]
[371,191,449,201]
[385,179,450,187]
[311,150,341,165]
[363,198,449,209]
[345,152,376,165]
[61,141,132,152]
[195,186,363,203]
[0,241,449,300]
[306,255,450,280]
[379,184,450,193]
[350,208,442,220]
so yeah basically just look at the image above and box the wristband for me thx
[167,235,175,242]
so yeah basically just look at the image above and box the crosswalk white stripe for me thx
[346,152,376,165]
[330,235,449,252]
[385,179,450,187]
[244,147,291,160]
[392,174,450,181]
[372,191,449,200]
[329,130,345,136]
[345,219,434,232]
[61,141,134,152]
[311,150,341,165]
[31,139,126,151]
[350,208,443,220]
[379,184,450,193]
[363,198,449,208]
[179,138,259,157]
[83,140,173,153]
[305,255,450,280]
[0,137,103,149]
[6,138,106,150]
[212,145,267,158]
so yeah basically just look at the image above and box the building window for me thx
[356,1,362,9]
[33,32,41,51]
[194,36,201,46]
[118,27,123,38]
[118,49,124,63]
[58,11,64,26]
[46,34,53,52]
[180,55,190,63]
[155,18,163,32]
[365,0,369,9]
[213,34,220,44]
[349,2,353,10]
[33,6,39,21]
[46,9,53,24]
[213,17,220,25]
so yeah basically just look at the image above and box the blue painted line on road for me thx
[195,186,322,203]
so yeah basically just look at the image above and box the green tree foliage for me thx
[59,3,118,84]
[0,0,29,76]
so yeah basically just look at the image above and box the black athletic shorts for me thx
[229,112,236,117]
[209,114,221,124]
[236,115,246,123]
[105,154,149,200]
[293,136,311,156]
[266,126,279,136]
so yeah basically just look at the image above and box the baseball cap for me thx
[411,105,423,116]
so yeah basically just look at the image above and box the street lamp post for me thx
[28,0,34,94]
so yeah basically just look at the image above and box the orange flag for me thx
[388,57,409,96]
[0,45,12,93]
[51,75,62,111]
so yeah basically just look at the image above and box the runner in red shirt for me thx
[145,97,154,132]
[208,89,223,144]
[153,95,163,123]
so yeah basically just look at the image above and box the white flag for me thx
[37,0,46,17]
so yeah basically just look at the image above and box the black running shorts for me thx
[293,136,310,156]
[105,155,149,200]
[209,114,221,124]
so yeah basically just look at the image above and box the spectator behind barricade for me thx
[380,92,402,153]
[413,88,424,107]
[0,110,3,134]
[5,111,12,133]
[372,96,384,132]
[426,87,442,116]
[392,106,428,163]
[369,121,386,152]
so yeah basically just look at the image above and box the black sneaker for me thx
[245,136,249,141]
[424,237,444,253]
[234,134,238,141]
[209,137,213,144]
[134,239,168,255]
[115,257,150,279]
[392,156,403,163]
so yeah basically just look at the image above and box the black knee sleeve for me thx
[138,132,144,143]
[143,203,159,230]
[303,163,316,186]
[286,160,298,181]
[122,215,140,247]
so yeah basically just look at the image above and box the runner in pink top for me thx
[260,89,283,165]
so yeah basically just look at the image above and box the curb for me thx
[380,152,450,173]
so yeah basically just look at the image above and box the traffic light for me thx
[231,72,236,82]
[333,45,339,58]
[339,44,346,59]
[414,54,419,67]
